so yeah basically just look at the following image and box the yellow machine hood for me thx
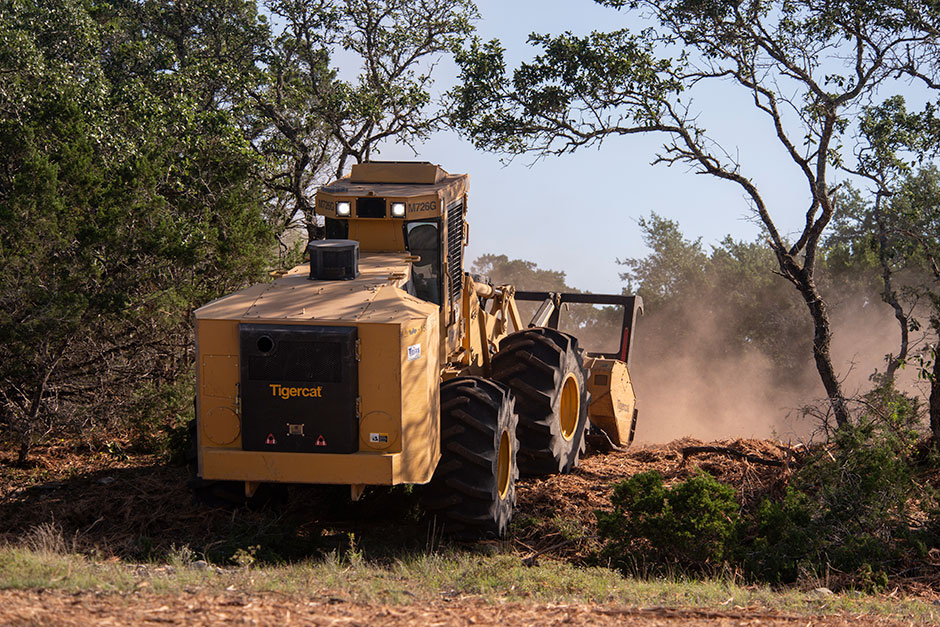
[194,252,435,324]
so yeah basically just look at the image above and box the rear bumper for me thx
[200,447,433,485]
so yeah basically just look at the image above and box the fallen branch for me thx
[681,446,786,467]
[585,430,626,453]
[519,534,598,567]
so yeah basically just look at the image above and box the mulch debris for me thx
[513,438,796,563]
[4,437,940,607]
[0,438,796,561]
[0,589,918,626]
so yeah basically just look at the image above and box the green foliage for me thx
[471,254,572,291]
[790,387,927,566]
[745,487,815,584]
[0,0,274,458]
[619,213,708,310]
[126,378,195,463]
[597,470,740,573]
[450,1,940,162]
[598,391,940,587]
[744,398,932,586]
[828,162,940,434]
[449,29,680,155]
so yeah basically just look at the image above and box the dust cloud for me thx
[628,294,922,445]
[473,254,926,444]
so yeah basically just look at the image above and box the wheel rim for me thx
[560,373,579,441]
[497,429,511,499]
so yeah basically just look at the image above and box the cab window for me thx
[405,221,441,304]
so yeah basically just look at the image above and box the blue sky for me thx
[373,0,927,294]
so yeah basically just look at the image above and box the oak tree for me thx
[449,0,940,427]
[253,0,478,241]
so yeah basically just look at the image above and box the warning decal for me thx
[369,433,389,444]
[315,435,327,446]
[407,344,421,361]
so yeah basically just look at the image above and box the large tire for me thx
[422,377,519,540]
[492,328,589,476]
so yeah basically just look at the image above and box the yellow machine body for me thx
[193,161,640,498]
[193,162,526,490]
[195,254,442,486]
[585,358,638,447]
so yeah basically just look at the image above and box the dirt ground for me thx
[0,438,797,560]
[2,439,939,624]
[0,589,920,626]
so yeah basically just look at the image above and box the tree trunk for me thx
[15,338,73,465]
[797,275,850,428]
[930,341,940,445]
[874,192,909,381]
[17,427,31,466]
[16,388,42,466]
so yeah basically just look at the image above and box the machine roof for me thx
[194,252,437,324]
[319,167,468,205]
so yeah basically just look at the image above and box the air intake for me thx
[307,239,359,281]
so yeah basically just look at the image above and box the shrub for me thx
[597,470,740,574]
[746,391,938,585]
[743,487,814,583]
[597,385,940,587]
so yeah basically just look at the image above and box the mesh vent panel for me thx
[248,341,342,383]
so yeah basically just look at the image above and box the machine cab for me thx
[315,162,469,351]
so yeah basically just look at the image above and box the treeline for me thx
[478,178,940,438]
[0,0,475,463]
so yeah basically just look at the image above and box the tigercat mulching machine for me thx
[192,162,642,538]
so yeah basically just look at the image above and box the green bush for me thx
[597,470,740,574]
[743,487,814,583]
[126,378,195,463]
[597,385,940,587]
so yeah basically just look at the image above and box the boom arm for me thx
[451,275,524,376]
[513,291,644,367]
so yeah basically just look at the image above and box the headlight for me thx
[337,201,351,216]
[391,202,406,217]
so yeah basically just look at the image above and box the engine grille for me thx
[248,341,341,383]
[446,199,464,302]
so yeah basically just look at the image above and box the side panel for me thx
[586,358,637,446]
[398,315,441,484]
[197,319,242,452]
